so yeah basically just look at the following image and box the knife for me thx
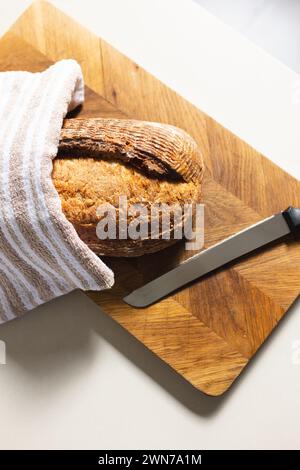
[123,207,300,308]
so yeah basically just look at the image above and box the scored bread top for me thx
[58,118,204,184]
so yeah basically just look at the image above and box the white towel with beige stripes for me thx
[0,59,114,324]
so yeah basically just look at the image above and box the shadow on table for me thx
[1,290,299,418]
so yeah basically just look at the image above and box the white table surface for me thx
[0,0,299,450]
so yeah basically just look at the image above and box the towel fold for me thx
[0,59,114,324]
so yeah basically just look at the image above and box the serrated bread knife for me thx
[123,207,300,308]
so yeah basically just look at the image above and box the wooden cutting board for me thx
[2,1,300,396]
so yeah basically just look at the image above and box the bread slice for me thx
[52,118,204,257]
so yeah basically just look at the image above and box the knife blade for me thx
[123,207,300,308]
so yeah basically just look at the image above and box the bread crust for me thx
[52,118,204,257]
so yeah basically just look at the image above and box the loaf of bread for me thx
[53,118,204,257]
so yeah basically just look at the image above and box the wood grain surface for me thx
[2,0,300,395]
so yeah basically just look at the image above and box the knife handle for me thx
[282,207,300,234]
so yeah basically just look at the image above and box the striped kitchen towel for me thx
[0,59,114,324]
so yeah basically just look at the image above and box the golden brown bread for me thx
[53,118,204,257]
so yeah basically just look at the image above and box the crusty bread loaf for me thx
[53,118,204,257]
